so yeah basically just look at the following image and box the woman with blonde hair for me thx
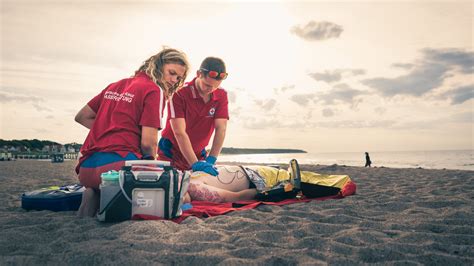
[75,47,189,217]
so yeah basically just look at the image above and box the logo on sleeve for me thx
[208,107,216,117]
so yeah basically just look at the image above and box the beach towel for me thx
[133,178,357,223]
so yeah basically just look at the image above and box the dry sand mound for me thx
[1,160,473,264]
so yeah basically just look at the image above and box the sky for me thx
[1,0,472,153]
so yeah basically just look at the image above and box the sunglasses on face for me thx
[200,68,228,80]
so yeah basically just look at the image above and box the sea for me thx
[218,150,474,171]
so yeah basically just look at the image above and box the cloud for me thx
[254,99,277,111]
[374,107,387,115]
[45,115,54,119]
[309,69,366,83]
[291,21,343,41]
[0,91,52,112]
[351,69,366,76]
[34,128,49,134]
[241,115,317,130]
[441,85,474,105]
[230,106,242,117]
[0,91,43,103]
[314,83,367,108]
[391,63,414,69]
[309,71,342,83]
[391,112,473,130]
[317,120,396,129]
[290,93,316,106]
[423,48,474,74]
[33,103,52,112]
[227,90,237,103]
[362,48,474,97]
[304,109,314,120]
[242,117,282,130]
[449,112,473,123]
[274,85,295,94]
[322,108,335,117]
[362,64,448,97]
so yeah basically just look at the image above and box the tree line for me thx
[0,139,82,151]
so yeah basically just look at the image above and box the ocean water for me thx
[218,150,474,171]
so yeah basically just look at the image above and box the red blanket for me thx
[133,180,357,223]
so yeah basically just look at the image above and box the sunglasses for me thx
[200,68,228,80]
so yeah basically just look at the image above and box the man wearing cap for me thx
[158,57,229,176]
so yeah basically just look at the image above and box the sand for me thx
[1,160,473,265]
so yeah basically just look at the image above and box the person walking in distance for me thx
[365,152,372,167]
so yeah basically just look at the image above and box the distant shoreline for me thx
[220,148,307,154]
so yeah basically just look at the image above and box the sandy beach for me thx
[0,160,473,265]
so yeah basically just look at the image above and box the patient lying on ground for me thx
[186,162,302,203]
[184,160,353,204]
[187,166,258,203]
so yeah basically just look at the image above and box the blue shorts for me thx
[78,152,138,189]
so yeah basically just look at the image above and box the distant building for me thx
[17,146,30,152]
[0,152,13,161]
[50,144,62,153]
[42,145,50,153]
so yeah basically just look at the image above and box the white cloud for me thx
[309,69,366,83]
[290,93,316,106]
[317,119,397,129]
[362,48,474,97]
[274,85,295,94]
[291,21,343,41]
[322,108,335,117]
[441,85,474,105]
[254,99,277,111]
[391,63,414,70]
[227,90,237,103]
[314,83,367,109]
[0,91,43,103]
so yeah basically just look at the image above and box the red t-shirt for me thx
[80,72,165,161]
[159,78,229,169]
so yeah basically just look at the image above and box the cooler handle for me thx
[124,160,171,166]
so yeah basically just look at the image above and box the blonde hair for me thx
[135,47,190,98]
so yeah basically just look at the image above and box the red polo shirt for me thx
[159,78,229,170]
[79,72,165,164]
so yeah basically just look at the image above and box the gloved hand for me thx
[158,138,173,159]
[205,155,217,165]
[192,160,219,176]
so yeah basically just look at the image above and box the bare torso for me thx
[190,165,250,191]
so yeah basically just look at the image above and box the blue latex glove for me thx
[158,138,173,159]
[192,161,219,176]
[205,155,217,165]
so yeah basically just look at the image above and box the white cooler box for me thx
[98,160,190,222]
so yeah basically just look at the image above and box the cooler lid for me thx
[101,170,119,181]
